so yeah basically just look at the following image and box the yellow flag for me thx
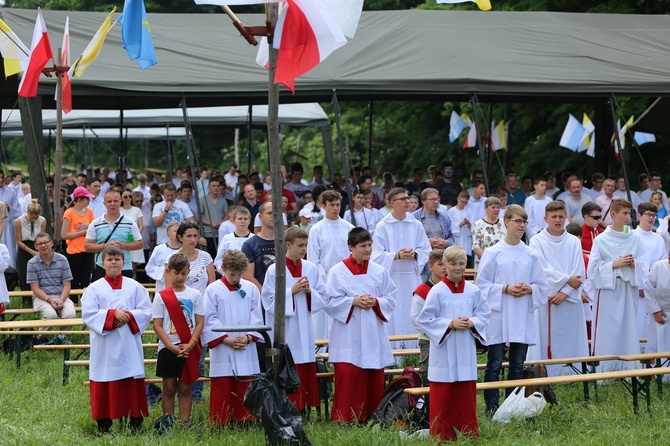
[0,19,30,78]
[437,0,492,11]
[69,8,116,78]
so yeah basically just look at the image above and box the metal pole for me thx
[608,94,637,226]
[332,90,356,226]
[470,95,490,196]
[267,3,286,350]
[180,97,206,237]
[247,104,254,174]
[368,100,373,166]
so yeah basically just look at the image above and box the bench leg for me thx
[15,335,22,368]
[656,359,663,399]
[590,363,599,402]
[62,349,71,386]
[581,362,590,401]
[632,377,639,415]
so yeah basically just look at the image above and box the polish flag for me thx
[274,0,346,91]
[59,17,72,113]
[18,8,53,98]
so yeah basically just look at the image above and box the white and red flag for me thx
[18,8,54,98]
[273,0,346,91]
[59,17,72,113]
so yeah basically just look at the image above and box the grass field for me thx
[2,340,670,446]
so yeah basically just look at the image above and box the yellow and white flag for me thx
[437,0,492,11]
[68,8,116,78]
[0,18,30,78]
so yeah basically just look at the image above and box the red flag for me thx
[18,9,53,98]
[60,17,72,113]
[274,0,346,91]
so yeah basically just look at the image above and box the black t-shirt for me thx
[241,235,275,284]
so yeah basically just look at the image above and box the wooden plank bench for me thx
[405,366,670,414]
[620,351,670,397]
[314,333,420,348]
[316,348,420,361]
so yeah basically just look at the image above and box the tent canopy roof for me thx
[2,8,670,108]
[0,103,329,130]
[1,127,188,139]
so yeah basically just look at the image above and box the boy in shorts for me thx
[152,253,205,423]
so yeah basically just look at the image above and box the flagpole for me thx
[267,3,286,353]
[470,95,490,196]
[53,49,64,243]
[332,90,356,226]
[608,94,636,226]
[247,104,253,174]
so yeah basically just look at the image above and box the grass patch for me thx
[3,347,670,445]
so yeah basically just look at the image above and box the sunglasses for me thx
[588,215,602,220]
[122,195,131,199]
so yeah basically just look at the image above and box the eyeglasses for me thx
[424,197,439,202]
[392,196,410,202]
[35,241,51,247]
[508,219,527,225]
[444,169,454,173]
[642,212,657,218]
[588,215,602,220]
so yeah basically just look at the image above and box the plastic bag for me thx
[276,344,301,394]
[244,370,312,446]
[492,387,547,424]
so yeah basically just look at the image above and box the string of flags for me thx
[0,0,157,113]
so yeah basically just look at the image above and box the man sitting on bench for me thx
[26,233,76,325]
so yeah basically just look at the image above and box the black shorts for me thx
[156,347,186,378]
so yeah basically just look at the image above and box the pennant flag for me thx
[120,0,157,70]
[69,8,116,78]
[464,123,477,149]
[437,0,492,11]
[449,110,468,143]
[559,114,586,152]
[586,133,595,158]
[18,8,54,98]
[274,0,347,91]
[194,0,279,4]
[634,131,655,146]
[60,17,72,113]
[578,113,594,153]
[613,116,634,152]
[490,120,506,151]
[0,19,30,78]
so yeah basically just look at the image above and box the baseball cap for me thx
[73,186,95,199]
[298,208,313,219]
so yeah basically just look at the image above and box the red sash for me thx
[159,287,202,384]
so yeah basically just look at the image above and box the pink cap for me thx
[73,186,95,199]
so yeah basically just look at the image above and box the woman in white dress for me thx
[120,188,145,278]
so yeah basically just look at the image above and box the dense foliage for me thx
[2,0,668,186]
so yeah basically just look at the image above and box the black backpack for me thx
[372,367,428,431]
[523,363,558,405]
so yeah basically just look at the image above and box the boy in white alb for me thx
[475,205,549,414]
[152,253,204,423]
[262,227,326,411]
[589,199,648,372]
[634,202,668,340]
[145,221,181,292]
[214,207,254,272]
[524,176,552,241]
[646,257,670,354]
[528,201,589,375]
[326,227,397,423]
[448,192,473,267]
[201,250,264,425]
[82,247,152,434]
[418,246,490,442]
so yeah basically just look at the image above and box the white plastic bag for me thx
[492,386,547,424]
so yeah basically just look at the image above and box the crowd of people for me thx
[1,161,669,441]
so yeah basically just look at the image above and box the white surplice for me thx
[213,233,254,272]
[202,278,264,377]
[261,259,326,364]
[475,240,549,346]
[307,217,354,339]
[645,259,670,353]
[418,280,490,383]
[634,227,668,341]
[524,195,552,241]
[82,277,152,382]
[529,230,589,374]
[325,260,396,369]
[144,243,179,291]
[588,227,648,371]
[372,212,431,347]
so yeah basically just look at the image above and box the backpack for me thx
[522,363,558,405]
[372,367,428,432]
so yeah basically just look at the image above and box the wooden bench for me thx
[620,351,670,397]
[314,333,420,348]
[405,366,670,414]
[316,348,420,361]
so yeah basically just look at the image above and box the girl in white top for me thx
[168,222,215,296]
[120,188,145,269]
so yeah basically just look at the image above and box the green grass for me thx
[2,346,670,445]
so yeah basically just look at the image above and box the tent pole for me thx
[321,125,335,178]
[180,96,206,238]
[470,95,490,196]
[608,94,636,227]
[332,90,356,226]
[247,104,254,174]
[368,100,373,166]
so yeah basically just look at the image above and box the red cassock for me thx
[429,381,479,442]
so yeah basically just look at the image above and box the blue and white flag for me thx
[449,111,468,142]
[559,114,585,152]
[634,132,656,146]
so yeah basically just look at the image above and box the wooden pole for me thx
[267,3,286,350]
[53,54,64,242]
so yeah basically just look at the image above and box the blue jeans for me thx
[483,342,528,411]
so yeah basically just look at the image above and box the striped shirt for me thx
[26,252,73,297]
[85,213,142,270]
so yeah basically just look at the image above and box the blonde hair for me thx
[504,204,527,221]
[27,199,42,215]
[443,245,467,264]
